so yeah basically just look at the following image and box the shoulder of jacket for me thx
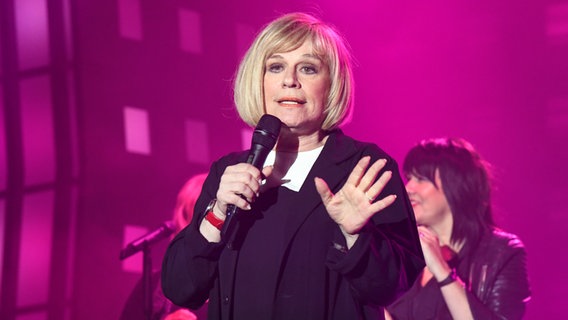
[329,130,396,163]
[473,230,526,265]
[490,229,525,250]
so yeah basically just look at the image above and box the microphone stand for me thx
[120,221,175,320]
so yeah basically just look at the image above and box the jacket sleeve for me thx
[160,162,226,309]
[326,152,425,307]
[466,237,531,320]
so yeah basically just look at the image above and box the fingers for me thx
[369,194,397,212]
[352,192,395,233]
[261,165,274,180]
[314,177,334,205]
[346,157,391,203]
[417,226,440,251]
[417,226,437,242]
[217,163,264,212]
[365,168,392,202]
[345,156,371,187]
[358,158,387,194]
[417,225,427,240]
[222,192,252,211]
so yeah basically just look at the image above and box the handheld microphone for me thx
[119,220,176,260]
[221,114,281,243]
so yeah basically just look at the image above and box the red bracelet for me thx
[204,199,225,230]
[205,211,224,230]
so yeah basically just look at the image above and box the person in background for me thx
[386,137,531,319]
[161,12,424,319]
[120,173,209,320]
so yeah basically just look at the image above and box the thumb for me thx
[261,165,274,180]
[314,177,334,205]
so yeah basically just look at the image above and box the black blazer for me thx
[162,130,424,319]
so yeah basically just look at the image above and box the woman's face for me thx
[263,39,330,136]
[405,170,452,227]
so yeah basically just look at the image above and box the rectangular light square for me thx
[123,106,151,155]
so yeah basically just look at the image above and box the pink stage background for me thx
[0,0,566,319]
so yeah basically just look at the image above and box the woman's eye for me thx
[407,176,418,183]
[300,65,317,74]
[407,175,425,182]
[267,63,283,73]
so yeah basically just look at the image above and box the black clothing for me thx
[162,130,424,319]
[387,229,531,319]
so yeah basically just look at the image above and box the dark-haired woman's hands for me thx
[417,226,452,281]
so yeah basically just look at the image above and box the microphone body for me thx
[221,114,281,244]
[120,220,175,260]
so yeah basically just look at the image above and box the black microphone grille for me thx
[252,114,281,148]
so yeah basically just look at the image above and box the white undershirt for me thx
[262,146,324,192]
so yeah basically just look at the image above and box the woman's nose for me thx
[282,70,299,88]
[405,180,415,193]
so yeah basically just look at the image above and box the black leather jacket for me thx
[462,229,531,319]
[387,229,531,319]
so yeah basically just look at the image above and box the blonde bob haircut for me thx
[234,12,354,130]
